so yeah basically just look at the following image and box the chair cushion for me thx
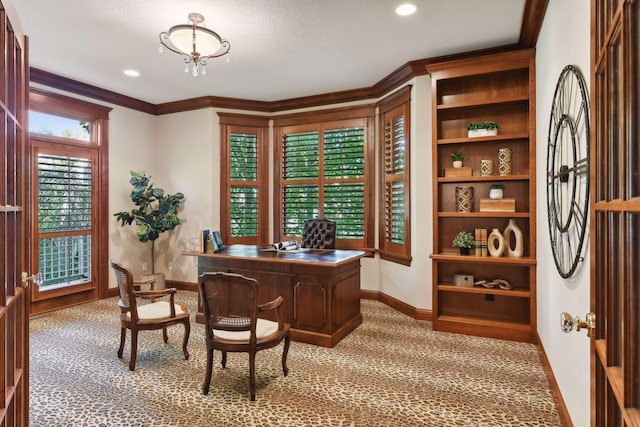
[129,301,187,320]
[213,319,279,341]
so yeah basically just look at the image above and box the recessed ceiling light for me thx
[123,69,140,77]
[395,3,417,16]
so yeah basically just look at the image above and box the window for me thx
[37,152,93,288]
[378,86,412,265]
[29,88,110,306]
[273,106,375,250]
[219,113,269,244]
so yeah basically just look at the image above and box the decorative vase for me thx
[459,247,470,255]
[487,228,505,257]
[498,148,512,176]
[480,159,493,176]
[453,160,463,169]
[455,186,473,212]
[489,188,504,199]
[503,219,523,257]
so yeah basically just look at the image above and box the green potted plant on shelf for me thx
[489,183,505,199]
[452,231,474,255]
[450,151,464,168]
[114,171,185,289]
[467,121,499,138]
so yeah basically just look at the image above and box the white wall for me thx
[536,2,591,426]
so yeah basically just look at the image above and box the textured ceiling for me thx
[12,0,527,105]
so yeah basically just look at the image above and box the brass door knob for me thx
[560,311,596,338]
[21,272,43,285]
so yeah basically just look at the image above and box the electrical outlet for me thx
[142,262,148,272]
[168,262,173,271]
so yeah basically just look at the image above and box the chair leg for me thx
[202,348,214,395]
[221,351,227,368]
[282,332,291,377]
[249,352,256,401]
[118,327,126,358]
[129,329,138,371]
[182,320,190,360]
[162,327,168,343]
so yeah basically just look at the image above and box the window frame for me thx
[377,86,412,265]
[219,113,270,245]
[273,105,375,251]
[29,88,111,303]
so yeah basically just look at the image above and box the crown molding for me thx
[30,68,156,114]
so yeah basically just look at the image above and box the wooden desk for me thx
[188,245,365,347]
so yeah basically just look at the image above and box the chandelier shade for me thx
[159,13,230,76]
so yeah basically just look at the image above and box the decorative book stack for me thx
[474,228,488,256]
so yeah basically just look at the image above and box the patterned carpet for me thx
[29,292,560,426]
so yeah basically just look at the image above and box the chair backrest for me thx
[301,218,336,249]
[198,272,259,338]
[110,260,136,313]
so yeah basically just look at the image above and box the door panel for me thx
[592,0,640,424]
[0,2,29,426]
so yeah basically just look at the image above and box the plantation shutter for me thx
[282,131,320,236]
[384,115,406,244]
[37,153,92,286]
[219,116,269,245]
[378,87,411,265]
[229,132,259,237]
[323,126,365,239]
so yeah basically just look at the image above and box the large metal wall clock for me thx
[546,65,590,279]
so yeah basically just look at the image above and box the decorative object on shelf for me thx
[455,186,473,212]
[454,274,474,287]
[488,228,506,257]
[498,147,512,176]
[467,121,499,138]
[503,219,523,258]
[451,152,464,168]
[489,183,504,199]
[444,167,472,177]
[452,231,474,255]
[480,159,493,176]
[547,65,591,279]
[474,228,488,256]
[159,13,231,76]
[474,278,513,290]
[479,198,515,212]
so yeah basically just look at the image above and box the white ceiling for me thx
[13,0,527,105]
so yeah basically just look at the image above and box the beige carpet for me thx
[29,292,560,426]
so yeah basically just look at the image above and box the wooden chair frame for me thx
[110,260,191,371]
[199,272,291,400]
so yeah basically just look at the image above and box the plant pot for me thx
[141,272,166,290]
[459,247,470,255]
[489,188,504,199]
[452,160,463,168]
[468,128,498,138]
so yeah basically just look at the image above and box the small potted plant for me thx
[489,183,504,199]
[451,152,464,168]
[452,231,474,255]
[467,121,499,138]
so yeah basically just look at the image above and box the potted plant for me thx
[114,171,185,289]
[452,231,474,255]
[451,152,464,168]
[489,183,505,199]
[467,121,499,138]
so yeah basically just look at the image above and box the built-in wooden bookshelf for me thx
[427,49,537,343]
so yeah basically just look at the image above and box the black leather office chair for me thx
[301,219,336,249]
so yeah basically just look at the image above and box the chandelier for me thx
[159,13,231,76]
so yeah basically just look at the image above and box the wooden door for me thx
[591,0,640,424]
[0,1,30,426]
